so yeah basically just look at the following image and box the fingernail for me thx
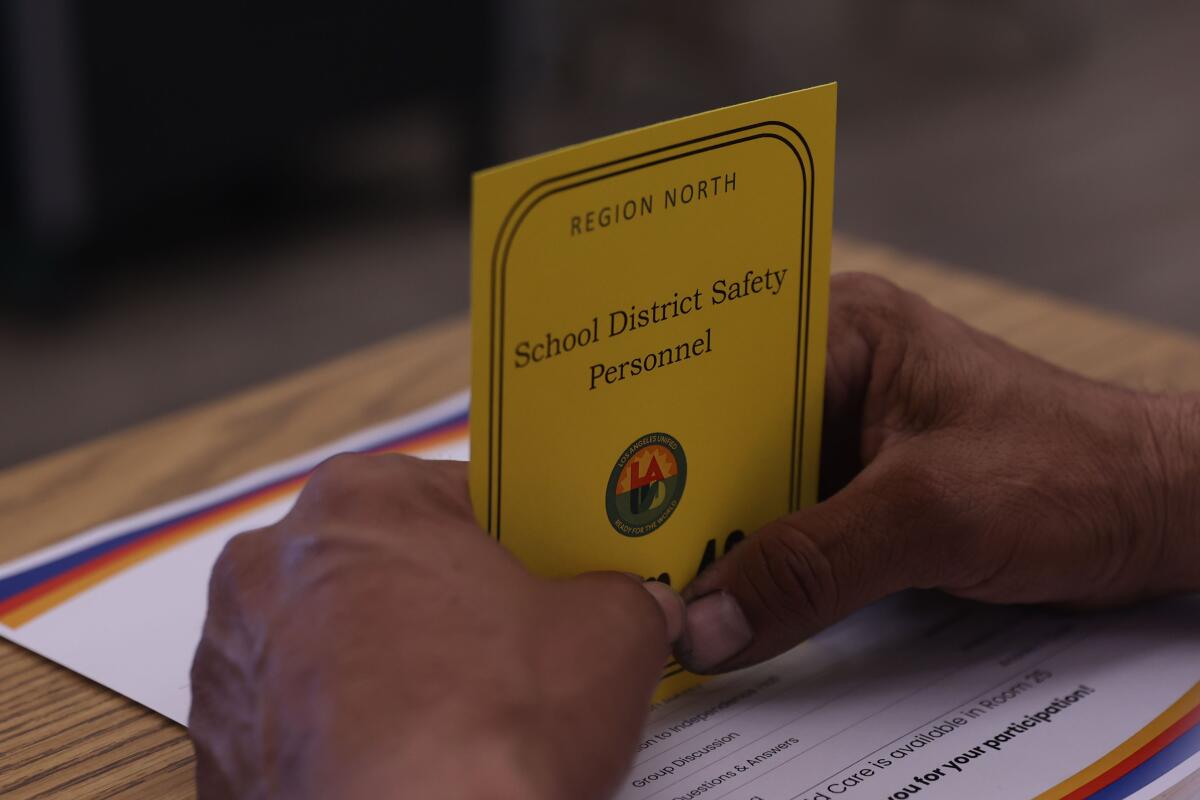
[677,591,753,673]
[639,580,685,643]
[681,568,722,602]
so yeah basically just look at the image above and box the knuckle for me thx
[298,453,471,524]
[211,529,267,583]
[832,270,899,301]
[299,453,398,521]
[208,527,277,617]
[306,452,377,497]
[734,522,839,630]
[831,271,924,337]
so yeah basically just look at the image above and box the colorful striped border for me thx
[0,410,468,629]
[1036,682,1200,799]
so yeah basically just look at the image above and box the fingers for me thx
[820,272,915,496]
[189,528,279,799]
[639,578,686,643]
[675,460,947,673]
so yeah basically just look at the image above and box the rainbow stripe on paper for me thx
[1037,682,1200,799]
[0,408,468,629]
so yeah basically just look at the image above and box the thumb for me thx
[674,463,940,673]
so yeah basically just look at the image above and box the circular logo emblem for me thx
[605,432,687,537]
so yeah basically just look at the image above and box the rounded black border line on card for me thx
[486,121,815,540]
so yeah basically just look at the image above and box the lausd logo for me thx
[605,433,687,537]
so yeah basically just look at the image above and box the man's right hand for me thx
[676,272,1199,674]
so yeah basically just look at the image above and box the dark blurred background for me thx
[3,0,1198,468]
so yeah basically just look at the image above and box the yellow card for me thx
[470,85,836,698]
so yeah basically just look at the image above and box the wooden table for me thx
[3,236,1200,799]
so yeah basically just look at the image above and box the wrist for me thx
[1141,392,1200,593]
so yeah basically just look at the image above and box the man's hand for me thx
[189,456,683,800]
[677,272,1199,673]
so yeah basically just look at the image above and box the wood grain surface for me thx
[2,236,1199,799]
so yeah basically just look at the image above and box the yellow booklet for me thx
[470,85,836,698]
